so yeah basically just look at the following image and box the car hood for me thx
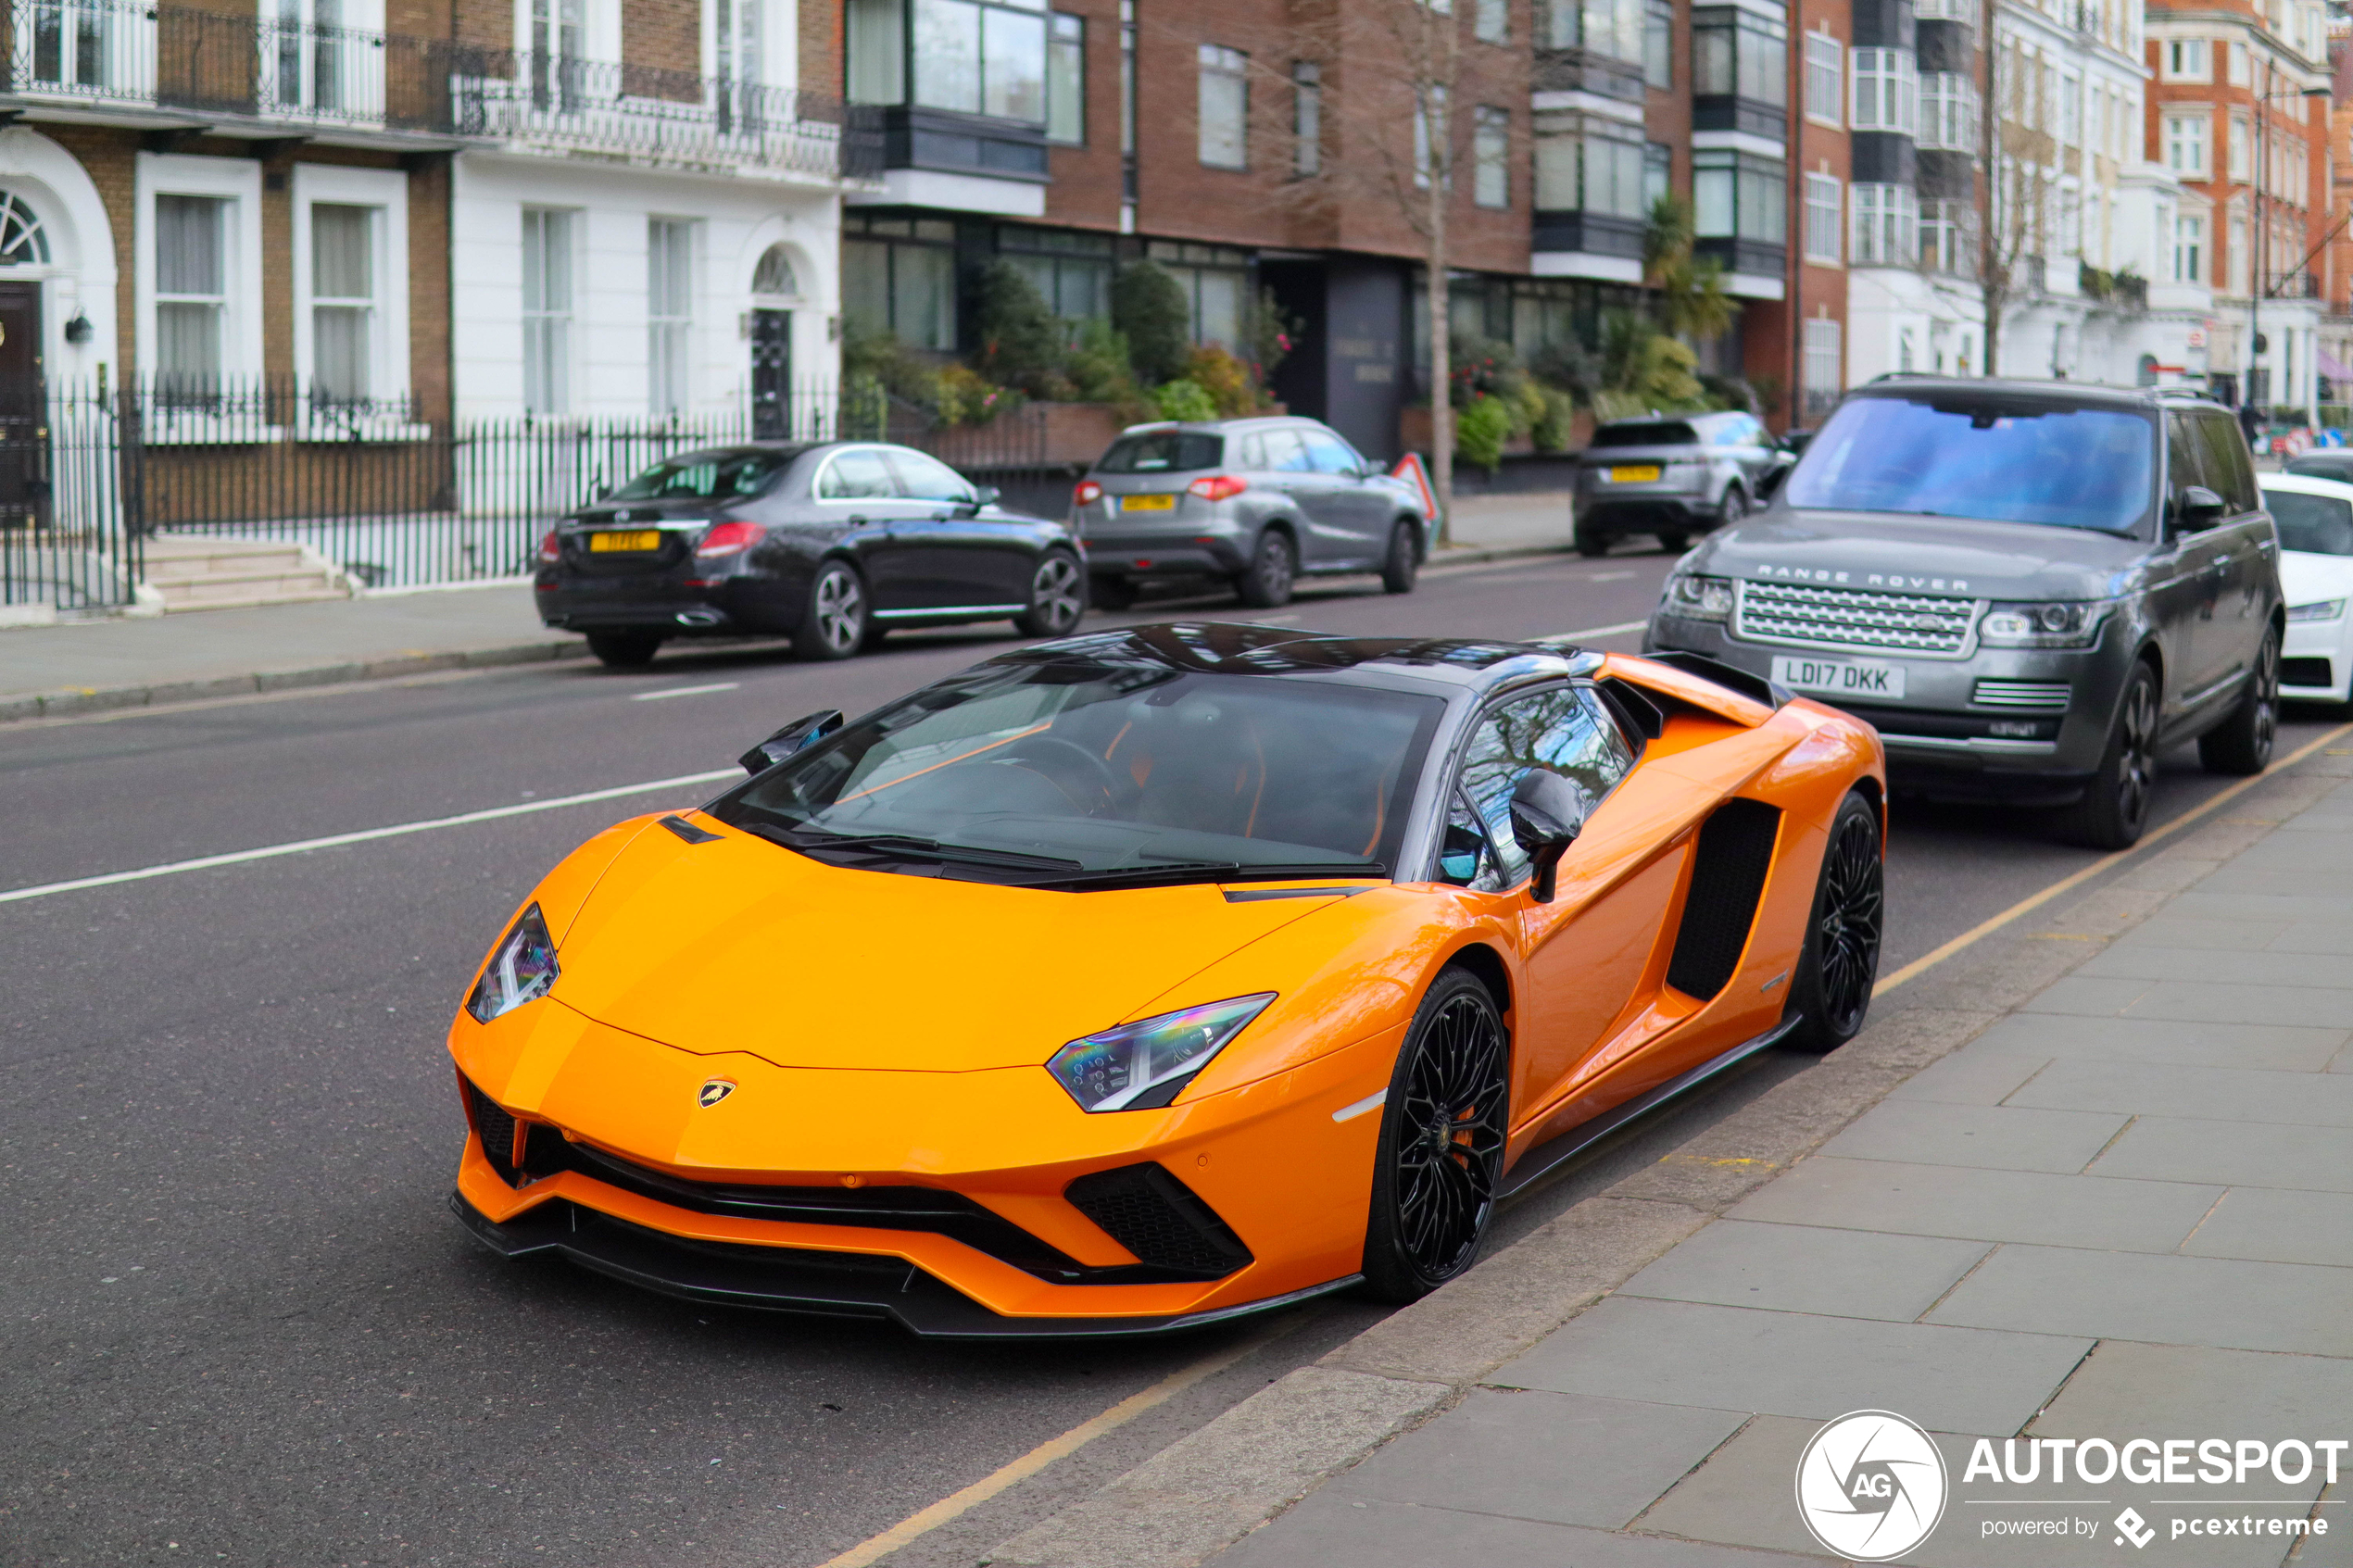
[1684,508,2152,601]
[2283,550,2353,606]
[547,820,1349,1072]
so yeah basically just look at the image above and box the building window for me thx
[648,218,693,416]
[1849,47,1916,134]
[1850,182,1916,264]
[1912,0,1974,20]
[1534,113,1644,216]
[999,224,1114,326]
[2059,73,2081,144]
[1920,196,1971,274]
[848,0,1049,120]
[522,207,573,415]
[2228,38,2248,85]
[1642,0,1670,86]
[1198,44,1246,169]
[1413,84,1448,188]
[1473,107,1510,207]
[156,194,228,396]
[842,215,958,350]
[1477,0,1508,44]
[309,203,375,406]
[847,0,905,103]
[1120,0,1135,179]
[1046,13,1084,142]
[1643,141,1670,206]
[1803,171,1841,262]
[1547,0,1642,63]
[1293,61,1321,176]
[2228,207,2247,295]
[2228,112,2249,182]
[1802,316,1841,420]
[0,190,49,266]
[2164,111,2208,176]
[1919,72,1974,150]
[2162,37,2208,82]
[1146,240,1250,348]
[1693,7,1787,107]
[1804,32,1841,124]
[1693,147,1787,245]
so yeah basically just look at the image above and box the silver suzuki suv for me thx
[1572,410,1793,556]
[1645,379,2284,849]
[1073,418,1434,609]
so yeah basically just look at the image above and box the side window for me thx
[1302,431,1362,475]
[1235,433,1266,470]
[1263,430,1314,472]
[818,448,900,500]
[887,448,978,504]
[2165,414,2206,523]
[1435,791,1506,891]
[1454,686,1636,885]
[2192,412,2259,514]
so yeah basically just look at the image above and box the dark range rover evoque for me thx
[1646,379,2284,848]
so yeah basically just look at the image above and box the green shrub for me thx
[1151,378,1219,422]
[937,363,1025,426]
[1455,395,1513,474]
[972,261,1065,396]
[1530,386,1576,452]
[1114,260,1194,385]
[1186,345,1258,417]
[1064,318,1142,407]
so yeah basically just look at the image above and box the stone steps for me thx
[142,535,353,613]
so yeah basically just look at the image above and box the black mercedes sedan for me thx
[535,441,1088,667]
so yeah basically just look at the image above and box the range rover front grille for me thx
[1972,679,2072,709]
[1735,582,1979,657]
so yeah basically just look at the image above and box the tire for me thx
[1718,486,1750,526]
[1380,521,1420,595]
[1016,549,1088,637]
[1574,525,1610,558]
[1361,968,1510,1303]
[2055,659,2159,849]
[1655,530,1691,553]
[1090,575,1138,612]
[2197,622,2280,776]
[1783,790,1884,1053]
[1235,529,1297,608]
[792,560,869,662]
[586,630,663,669]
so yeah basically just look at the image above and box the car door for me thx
[883,446,1036,609]
[1301,427,1388,563]
[1441,686,1668,1133]
[2191,410,2278,694]
[1244,427,1326,557]
[2148,411,2232,718]
[809,445,927,611]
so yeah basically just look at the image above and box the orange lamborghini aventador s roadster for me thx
[447,623,1886,1337]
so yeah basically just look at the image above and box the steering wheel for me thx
[999,735,1123,816]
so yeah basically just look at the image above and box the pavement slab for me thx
[1615,1219,1992,1322]
[1962,1013,2351,1072]
[1923,1243,2353,1357]
[1213,1494,1837,1568]
[2180,1186,2353,1266]
[1887,1049,2055,1107]
[1724,1157,2223,1254]
[1816,1098,2132,1174]
[2086,1115,2353,1191]
[2005,1058,2353,1127]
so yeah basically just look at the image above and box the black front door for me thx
[751,308,790,439]
[0,282,46,531]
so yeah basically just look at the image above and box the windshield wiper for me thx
[1038,859,1390,891]
[746,823,1085,874]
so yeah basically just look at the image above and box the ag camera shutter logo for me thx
[1795,1410,1949,1561]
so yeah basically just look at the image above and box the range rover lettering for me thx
[1645,380,2284,848]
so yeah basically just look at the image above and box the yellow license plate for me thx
[1609,465,1662,483]
[589,530,662,552]
[1121,494,1177,511]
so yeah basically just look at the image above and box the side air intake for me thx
[1665,798,1784,999]
[1064,1163,1254,1278]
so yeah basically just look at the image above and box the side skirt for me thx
[1498,1014,1803,1200]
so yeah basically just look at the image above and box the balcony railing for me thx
[2,0,880,176]
[2265,270,2322,299]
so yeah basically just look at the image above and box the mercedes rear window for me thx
[1592,422,1698,447]
[1098,433,1224,473]
[610,449,795,500]
[2268,490,2353,556]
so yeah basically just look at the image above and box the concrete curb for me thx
[981,760,2344,1568]
[0,637,591,724]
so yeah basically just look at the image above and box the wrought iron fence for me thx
[0,381,1068,605]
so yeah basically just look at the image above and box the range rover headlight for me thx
[465,904,560,1023]
[2287,598,2347,622]
[1046,994,1276,1112]
[1664,573,1735,621]
[1979,600,2112,648]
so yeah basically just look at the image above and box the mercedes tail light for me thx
[695,521,764,558]
[1187,475,1249,502]
[536,531,561,564]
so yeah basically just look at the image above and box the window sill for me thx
[290,418,436,444]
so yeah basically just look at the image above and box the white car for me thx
[2258,472,2353,704]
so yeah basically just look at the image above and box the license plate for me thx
[1121,494,1177,511]
[1608,465,1662,483]
[1772,655,1906,699]
[589,530,662,553]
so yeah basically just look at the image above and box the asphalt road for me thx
[2,549,2338,1568]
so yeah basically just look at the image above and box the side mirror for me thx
[1756,464,1788,500]
[1509,769,1591,904]
[2175,485,2226,534]
[974,484,1001,507]
[738,709,845,774]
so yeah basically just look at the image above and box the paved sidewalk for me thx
[0,499,1578,722]
[1202,760,2353,1567]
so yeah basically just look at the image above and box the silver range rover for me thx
[1645,379,2284,848]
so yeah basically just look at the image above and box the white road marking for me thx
[1533,619,1648,643]
[1332,1088,1387,1123]
[631,682,741,701]
[0,769,741,906]
[1586,571,1637,582]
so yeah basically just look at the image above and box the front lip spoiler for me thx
[450,1192,1359,1339]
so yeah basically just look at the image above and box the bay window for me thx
[1547,0,1642,62]
[849,0,1049,124]
[1919,72,1974,150]
[1046,14,1083,141]
[1694,148,1786,246]
[1534,112,1644,216]
[1920,196,1970,274]
[1849,47,1916,134]
[1850,182,1916,265]
[1693,6,1787,107]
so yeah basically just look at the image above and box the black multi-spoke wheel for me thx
[1363,969,1509,1301]
[1785,790,1883,1053]
[2198,622,2280,776]
[2057,660,2159,848]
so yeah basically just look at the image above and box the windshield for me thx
[2266,488,2353,555]
[1098,433,1224,473]
[610,449,793,501]
[1786,396,2157,533]
[710,662,1442,886]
